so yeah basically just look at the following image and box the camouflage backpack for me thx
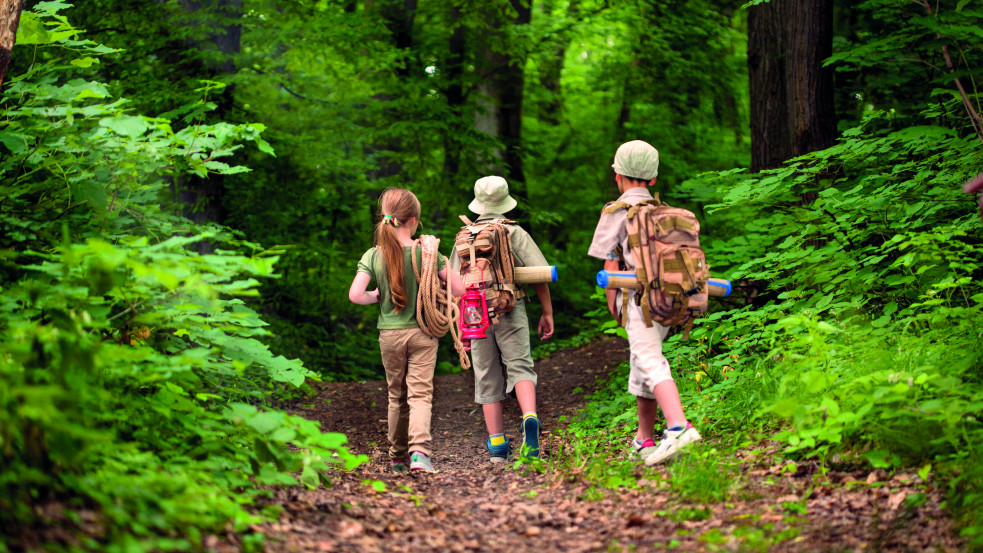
[454,216,522,322]
[603,194,709,338]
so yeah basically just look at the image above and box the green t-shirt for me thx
[357,246,446,329]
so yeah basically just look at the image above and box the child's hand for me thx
[538,314,554,341]
[369,289,381,303]
[607,296,620,324]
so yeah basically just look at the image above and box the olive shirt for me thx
[357,246,446,329]
[448,213,550,279]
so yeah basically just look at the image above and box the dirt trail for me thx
[254,338,964,553]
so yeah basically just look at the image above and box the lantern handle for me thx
[466,264,487,291]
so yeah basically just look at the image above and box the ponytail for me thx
[374,188,421,313]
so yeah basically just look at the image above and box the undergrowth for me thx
[557,106,983,547]
[0,5,365,551]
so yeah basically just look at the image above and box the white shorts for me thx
[623,297,674,399]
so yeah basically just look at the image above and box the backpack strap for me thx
[678,250,699,293]
[681,319,694,340]
[459,215,474,226]
[602,200,631,214]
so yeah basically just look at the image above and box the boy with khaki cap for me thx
[587,140,702,465]
[450,176,555,462]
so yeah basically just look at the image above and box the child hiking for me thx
[450,176,555,462]
[349,188,466,473]
[588,140,702,466]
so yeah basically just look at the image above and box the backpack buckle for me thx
[684,285,701,296]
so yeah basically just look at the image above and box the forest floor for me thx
[249,337,965,553]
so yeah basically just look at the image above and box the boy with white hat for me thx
[450,176,555,462]
[587,140,702,466]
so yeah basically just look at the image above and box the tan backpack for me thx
[603,193,709,338]
[454,216,522,322]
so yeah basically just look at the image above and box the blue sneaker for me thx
[486,438,511,463]
[521,416,542,459]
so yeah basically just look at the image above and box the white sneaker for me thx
[644,424,702,466]
[631,437,658,460]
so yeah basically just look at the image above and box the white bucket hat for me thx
[612,140,659,180]
[468,176,517,215]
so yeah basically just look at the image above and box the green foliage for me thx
[1,5,363,550]
[63,0,753,380]
[552,357,741,507]
[563,4,983,543]
[662,81,983,552]
[829,0,983,132]
[666,447,736,505]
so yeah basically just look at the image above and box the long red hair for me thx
[374,188,421,313]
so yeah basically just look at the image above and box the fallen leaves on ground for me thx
[238,338,964,553]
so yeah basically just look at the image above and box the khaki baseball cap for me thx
[612,140,659,180]
[468,176,517,215]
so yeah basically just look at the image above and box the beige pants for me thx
[379,328,438,459]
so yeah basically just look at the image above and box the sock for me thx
[522,411,538,421]
[489,433,506,446]
[633,438,644,449]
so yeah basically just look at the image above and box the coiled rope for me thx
[411,235,471,371]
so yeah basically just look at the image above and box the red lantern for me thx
[459,271,490,351]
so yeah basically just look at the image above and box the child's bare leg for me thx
[636,396,658,441]
[653,379,686,428]
[514,380,536,414]
[482,401,505,435]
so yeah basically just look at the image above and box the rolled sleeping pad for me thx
[513,265,558,284]
[595,270,640,289]
[595,270,731,297]
[709,277,731,297]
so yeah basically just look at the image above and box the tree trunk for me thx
[175,0,243,251]
[748,0,792,172]
[366,0,419,182]
[786,0,836,156]
[381,0,418,80]
[0,0,25,89]
[474,0,531,215]
[440,6,467,194]
[748,0,836,172]
[537,0,578,127]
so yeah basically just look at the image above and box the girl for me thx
[349,188,465,473]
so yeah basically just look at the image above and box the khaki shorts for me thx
[623,296,674,399]
[471,299,538,404]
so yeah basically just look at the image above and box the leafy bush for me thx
[662,109,983,544]
[0,4,364,551]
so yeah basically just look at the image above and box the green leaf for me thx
[99,115,149,138]
[254,137,276,157]
[866,450,893,469]
[362,479,387,493]
[15,13,51,45]
[0,132,30,154]
[70,57,99,68]
[300,465,319,489]
[70,181,108,212]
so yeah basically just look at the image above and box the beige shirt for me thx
[448,213,549,275]
[587,187,654,269]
